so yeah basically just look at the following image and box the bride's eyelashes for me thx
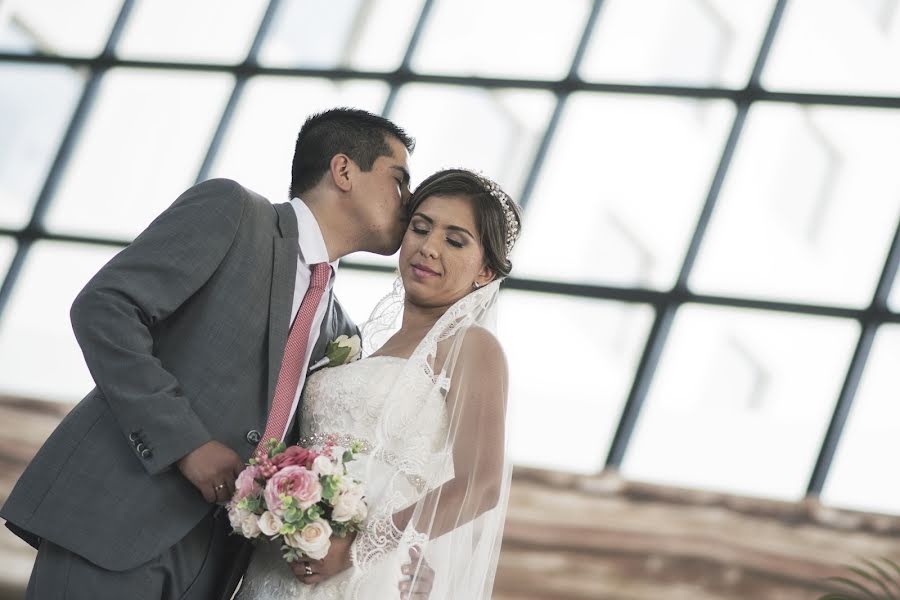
[408,223,466,249]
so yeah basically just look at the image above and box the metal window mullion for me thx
[194,0,282,185]
[517,0,607,211]
[382,0,437,118]
[604,0,789,469]
[807,216,900,495]
[0,0,135,323]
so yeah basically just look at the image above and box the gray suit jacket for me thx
[0,179,358,571]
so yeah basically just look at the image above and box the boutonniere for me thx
[308,334,361,373]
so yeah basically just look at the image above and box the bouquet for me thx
[226,437,368,562]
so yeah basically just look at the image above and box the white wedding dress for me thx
[235,355,451,600]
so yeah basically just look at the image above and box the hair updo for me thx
[406,169,522,279]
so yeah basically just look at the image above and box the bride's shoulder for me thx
[459,326,507,369]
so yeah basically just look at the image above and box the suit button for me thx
[140,448,153,460]
[129,432,140,442]
[136,443,146,453]
[246,430,261,445]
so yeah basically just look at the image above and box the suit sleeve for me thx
[70,178,247,475]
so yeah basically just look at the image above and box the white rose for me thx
[312,455,339,476]
[338,334,361,362]
[285,518,333,560]
[325,335,361,366]
[240,512,262,539]
[257,511,283,537]
[332,486,365,523]
[354,499,368,522]
[228,506,249,531]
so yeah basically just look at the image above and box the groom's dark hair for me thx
[289,107,415,198]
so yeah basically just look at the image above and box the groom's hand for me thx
[176,440,244,503]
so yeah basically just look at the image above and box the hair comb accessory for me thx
[474,172,520,255]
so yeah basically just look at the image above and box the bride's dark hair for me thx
[406,169,522,278]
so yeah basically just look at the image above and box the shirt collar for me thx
[289,197,340,272]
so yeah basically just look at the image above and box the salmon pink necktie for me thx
[255,262,330,455]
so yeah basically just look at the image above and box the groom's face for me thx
[351,135,412,255]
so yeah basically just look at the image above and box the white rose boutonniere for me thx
[309,334,361,372]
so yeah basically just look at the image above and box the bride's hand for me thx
[291,532,356,584]
[399,545,434,599]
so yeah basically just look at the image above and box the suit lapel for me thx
[266,203,299,405]
[309,292,335,367]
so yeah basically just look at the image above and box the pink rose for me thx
[272,446,318,470]
[233,465,263,502]
[264,466,322,514]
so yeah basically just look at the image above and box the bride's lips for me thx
[411,263,440,278]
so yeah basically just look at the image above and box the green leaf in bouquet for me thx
[321,476,339,501]
[283,502,303,525]
[306,504,324,520]
[282,546,303,563]
[239,496,263,513]
[269,440,287,458]
[342,450,354,463]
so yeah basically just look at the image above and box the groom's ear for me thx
[330,154,353,192]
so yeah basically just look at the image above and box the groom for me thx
[2,108,434,598]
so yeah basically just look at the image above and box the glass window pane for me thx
[209,76,389,204]
[764,0,900,95]
[822,324,900,515]
[391,84,555,200]
[514,93,734,289]
[116,0,267,64]
[411,0,590,80]
[691,103,900,307]
[0,63,84,229]
[0,241,118,403]
[0,0,122,56]
[501,292,654,473]
[622,305,859,500]
[43,68,234,240]
[0,237,16,278]
[581,0,775,87]
[259,0,423,71]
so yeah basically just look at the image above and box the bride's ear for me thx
[475,264,495,288]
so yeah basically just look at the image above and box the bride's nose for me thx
[419,235,439,259]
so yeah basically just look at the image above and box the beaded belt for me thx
[298,432,371,452]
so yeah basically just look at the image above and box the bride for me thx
[235,168,522,600]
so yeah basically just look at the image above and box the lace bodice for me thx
[300,356,408,445]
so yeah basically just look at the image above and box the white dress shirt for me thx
[276,197,340,442]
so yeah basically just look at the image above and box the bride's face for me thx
[399,194,494,309]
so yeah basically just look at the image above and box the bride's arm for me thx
[397,327,508,536]
[352,327,509,566]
